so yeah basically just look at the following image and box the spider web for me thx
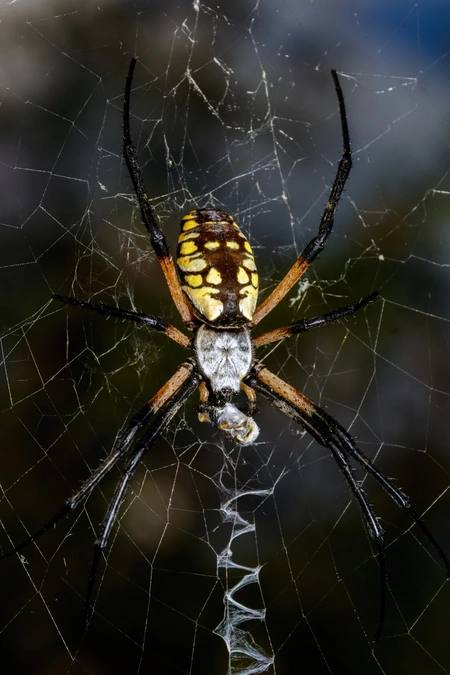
[1,1,450,673]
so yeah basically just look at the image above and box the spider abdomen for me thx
[176,208,259,326]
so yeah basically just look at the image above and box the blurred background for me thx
[1,1,450,673]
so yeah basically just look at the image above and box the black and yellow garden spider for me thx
[2,59,448,640]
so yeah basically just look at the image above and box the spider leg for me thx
[241,382,257,416]
[252,364,450,579]
[0,361,197,562]
[53,294,191,348]
[252,70,352,326]
[320,427,386,642]
[253,291,378,348]
[123,58,196,328]
[329,418,450,578]
[84,365,202,624]
[0,403,151,563]
[244,363,448,641]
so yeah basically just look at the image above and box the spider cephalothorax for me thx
[2,58,448,641]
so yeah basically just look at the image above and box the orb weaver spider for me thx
[2,59,448,640]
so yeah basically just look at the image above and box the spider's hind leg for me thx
[84,363,202,624]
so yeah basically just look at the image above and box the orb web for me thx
[1,2,450,674]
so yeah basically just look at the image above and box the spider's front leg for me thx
[251,70,352,327]
[123,58,196,329]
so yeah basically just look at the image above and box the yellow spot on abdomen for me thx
[242,257,256,271]
[178,231,200,242]
[185,274,203,287]
[226,241,240,250]
[244,241,253,254]
[237,267,250,284]
[181,219,199,231]
[180,241,198,255]
[239,285,258,320]
[206,267,222,285]
[183,286,223,322]
[204,241,220,250]
[178,256,207,272]
[251,273,259,288]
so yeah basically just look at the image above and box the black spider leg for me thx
[84,368,202,625]
[245,367,387,641]
[318,432,386,642]
[122,58,194,326]
[301,70,353,267]
[329,415,450,577]
[279,393,450,581]
[252,69,353,326]
[288,291,379,335]
[253,291,379,348]
[247,365,450,640]
[53,294,172,334]
[123,58,166,258]
[1,357,198,563]
[53,295,191,348]
[0,402,154,563]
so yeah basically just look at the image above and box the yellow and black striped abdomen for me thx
[176,209,259,326]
